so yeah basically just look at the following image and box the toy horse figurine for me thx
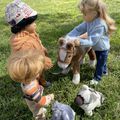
[57,36,96,84]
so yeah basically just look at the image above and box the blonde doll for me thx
[7,50,54,120]
[67,0,116,85]
[5,0,52,87]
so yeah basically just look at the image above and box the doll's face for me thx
[25,22,36,33]
[81,5,98,22]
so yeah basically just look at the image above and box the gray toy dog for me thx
[51,101,75,120]
[74,85,105,116]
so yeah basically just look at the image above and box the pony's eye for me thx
[59,41,64,46]
[68,55,71,58]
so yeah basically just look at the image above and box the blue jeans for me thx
[94,50,109,81]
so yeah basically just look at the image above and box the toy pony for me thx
[57,36,96,84]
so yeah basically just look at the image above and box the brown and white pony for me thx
[57,36,96,84]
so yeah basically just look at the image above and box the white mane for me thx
[64,35,80,43]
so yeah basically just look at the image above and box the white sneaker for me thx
[90,79,99,85]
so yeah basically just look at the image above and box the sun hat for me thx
[5,0,37,26]
[5,0,37,33]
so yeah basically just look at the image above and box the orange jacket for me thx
[10,31,52,70]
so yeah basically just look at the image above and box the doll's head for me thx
[78,0,116,34]
[5,0,37,34]
[78,0,99,22]
[7,50,44,84]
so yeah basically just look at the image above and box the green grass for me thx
[0,0,120,120]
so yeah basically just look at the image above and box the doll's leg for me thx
[94,51,108,80]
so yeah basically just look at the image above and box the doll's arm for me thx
[80,26,105,47]
[22,80,54,106]
[24,88,54,106]
[67,22,87,37]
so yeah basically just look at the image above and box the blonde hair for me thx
[7,50,45,84]
[78,0,116,34]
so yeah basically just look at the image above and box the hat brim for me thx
[11,15,37,33]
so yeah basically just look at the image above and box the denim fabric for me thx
[94,50,109,81]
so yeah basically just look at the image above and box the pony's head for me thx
[57,36,80,69]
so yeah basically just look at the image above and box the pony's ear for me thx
[58,37,65,46]
[66,42,74,50]
[74,39,80,46]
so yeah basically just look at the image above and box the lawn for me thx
[0,0,120,120]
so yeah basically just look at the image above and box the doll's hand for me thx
[80,33,88,39]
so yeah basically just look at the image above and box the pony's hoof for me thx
[72,73,80,85]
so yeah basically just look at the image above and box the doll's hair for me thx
[7,50,44,84]
[78,0,116,34]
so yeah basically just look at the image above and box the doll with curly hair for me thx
[7,50,54,120]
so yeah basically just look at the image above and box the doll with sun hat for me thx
[5,0,53,87]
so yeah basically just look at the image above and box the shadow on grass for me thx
[46,63,95,85]
[0,75,21,95]
[110,12,120,24]
[71,102,85,120]
[0,75,32,120]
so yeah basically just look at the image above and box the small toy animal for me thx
[51,101,75,120]
[74,85,105,116]
[57,36,96,84]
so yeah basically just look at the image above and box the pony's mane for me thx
[65,35,79,42]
